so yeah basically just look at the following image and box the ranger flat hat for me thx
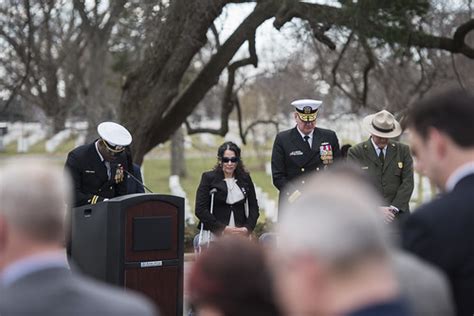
[97,122,132,152]
[362,110,402,138]
[292,99,322,122]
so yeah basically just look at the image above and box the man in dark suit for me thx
[271,99,340,208]
[348,110,414,224]
[402,89,474,316]
[65,122,132,207]
[0,160,158,316]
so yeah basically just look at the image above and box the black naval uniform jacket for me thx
[65,142,128,207]
[271,126,341,205]
[195,169,259,235]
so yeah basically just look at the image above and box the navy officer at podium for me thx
[65,122,132,207]
[271,99,341,209]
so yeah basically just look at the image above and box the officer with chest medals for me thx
[271,99,341,211]
[65,122,132,207]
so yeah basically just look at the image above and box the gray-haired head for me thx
[278,163,391,271]
[0,159,71,242]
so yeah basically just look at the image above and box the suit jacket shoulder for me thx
[0,267,157,316]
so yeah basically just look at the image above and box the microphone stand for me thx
[123,168,154,194]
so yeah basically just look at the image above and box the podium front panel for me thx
[124,200,179,262]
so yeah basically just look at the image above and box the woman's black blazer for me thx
[195,169,259,234]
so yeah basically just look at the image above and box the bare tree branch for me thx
[360,37,375,105]
[451,53,466,91]
[1,0,33,112]
[73,0,93,34]
[160,1,278,148]
[210,22,221,50]
[186,28,259,137]
[331,31,360,104]
[275,2,474,58]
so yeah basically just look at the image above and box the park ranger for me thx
[271,99,341,211]
[348,110,414,224]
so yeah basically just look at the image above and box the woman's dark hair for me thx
[213,141,247,176]
[187,236,282,316]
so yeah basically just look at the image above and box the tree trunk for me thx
[170,125,187,177]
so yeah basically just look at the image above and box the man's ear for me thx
[428,128,449,159]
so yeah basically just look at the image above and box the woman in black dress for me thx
[195,141,259,238]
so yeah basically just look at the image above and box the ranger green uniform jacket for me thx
[348,138,414,216]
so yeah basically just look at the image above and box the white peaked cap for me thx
[97,122,132,146]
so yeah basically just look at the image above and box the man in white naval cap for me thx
[271,99,341,211]
[65,122,132,207]
[348,110,414,225]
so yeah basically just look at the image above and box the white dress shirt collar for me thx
[296,126,314,146]
[445,162,474,192]
[370,137,386,156]
[0,251,69,287]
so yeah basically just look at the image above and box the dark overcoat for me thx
[402,174,474,316]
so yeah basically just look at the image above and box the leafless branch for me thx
[360,37,375,105]
[1,0,33,112]
[186,29,259,137]
[451,53,466,91]
[241,118,279,144]
[210,22,221,49]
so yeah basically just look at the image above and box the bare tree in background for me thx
[119,0,474,163]
[0,0,81,133]
[2,0,474,163]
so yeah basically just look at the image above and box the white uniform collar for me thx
[445,162,474,192]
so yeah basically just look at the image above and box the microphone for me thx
[123,168,154,194]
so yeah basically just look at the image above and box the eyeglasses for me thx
[221,157,239,163]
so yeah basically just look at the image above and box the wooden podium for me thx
[70,194,184,316]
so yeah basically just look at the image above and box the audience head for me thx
[187,236,281,316]
[274,165,396,315]
[214,141,246,177]
[0,159,71,269]
[406,89,474,188]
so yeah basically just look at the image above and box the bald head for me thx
[0,159,71,243]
